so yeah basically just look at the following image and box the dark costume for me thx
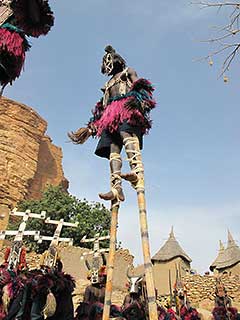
[180,306,200,320]
[0,267,23,320]
[122,296,146,320]
[0,0,54,91]
[212,281,239,320]
[75,265,106,320]
[15,269,75,320]
[3,251,75,320]
[172,279,200,320]
[75,265,122,320]
[0,244,28,320]
[122,274,146,320]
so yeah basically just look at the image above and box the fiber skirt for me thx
[94,97,147,137]
[0,27,27,85]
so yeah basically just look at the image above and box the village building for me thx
[151,227,192,295]
[210,240,225,274]
[210,230,240,275]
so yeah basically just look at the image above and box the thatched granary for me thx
[151,227,192,295]
[210,240,225,273]
[210,230,240,275]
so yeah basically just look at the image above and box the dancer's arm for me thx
[127,67,138,83]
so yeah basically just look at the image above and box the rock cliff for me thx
[0,97,68,208]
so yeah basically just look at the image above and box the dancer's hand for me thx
[88,123,97,135]
[68,127,92,144]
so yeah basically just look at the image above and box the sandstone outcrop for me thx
[0,97,68,208]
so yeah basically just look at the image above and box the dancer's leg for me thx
[99,143,125,201]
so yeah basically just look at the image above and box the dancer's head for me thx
[101,45,126,76]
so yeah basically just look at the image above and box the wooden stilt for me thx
[102,200,119,320]
[137,186,158,320]
[134,139,158,320]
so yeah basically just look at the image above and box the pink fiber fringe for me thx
[0,28,25,58]
[94,98,146,136]
[0,28,26,79]
[0,311,6,320]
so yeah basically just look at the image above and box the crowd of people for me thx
[0,243,238,320]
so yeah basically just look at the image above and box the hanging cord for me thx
[109,152,122,207]
[123,136,144,190]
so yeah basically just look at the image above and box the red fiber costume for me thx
[0,0,54,91]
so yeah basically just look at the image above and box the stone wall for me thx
[182,274,240,305]
[0,97,68,208]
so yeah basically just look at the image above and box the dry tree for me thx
[194,1,240,81]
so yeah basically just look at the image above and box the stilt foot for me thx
[99,187,125,202]
[121,172,138,184]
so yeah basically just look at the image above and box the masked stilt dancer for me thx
[69,45,156,201]
[69,45,158,320]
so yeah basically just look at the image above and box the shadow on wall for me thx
[27,136,69,200]
[59,246,133,291]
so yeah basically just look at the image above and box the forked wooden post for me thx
[102,200,119,320]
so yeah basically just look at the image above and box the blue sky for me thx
[5,1,240,273]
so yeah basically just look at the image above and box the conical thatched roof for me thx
[151,227,192,263]
[215,230,240,270]
[210,240,225,271]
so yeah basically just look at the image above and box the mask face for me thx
[91,268,99,284]
[217,288,225,297]
[8,242,22,270]
[45,253,55,268]
[43,247,57,268]
[103,53,114,75]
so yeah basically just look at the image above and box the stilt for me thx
[123,136,158,320]
[102,200,119,320]
[137,186,158,320]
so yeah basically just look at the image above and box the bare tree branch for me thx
[193,2,240,7]
[221,43,240,75]
[200,30,240,43]
[193,1,240,78]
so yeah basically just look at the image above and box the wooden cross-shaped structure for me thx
[81,233,110,283]
[0,208,46,270]
[36,218,78,268]
[81,233,110,256]
[35,218,78,246]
